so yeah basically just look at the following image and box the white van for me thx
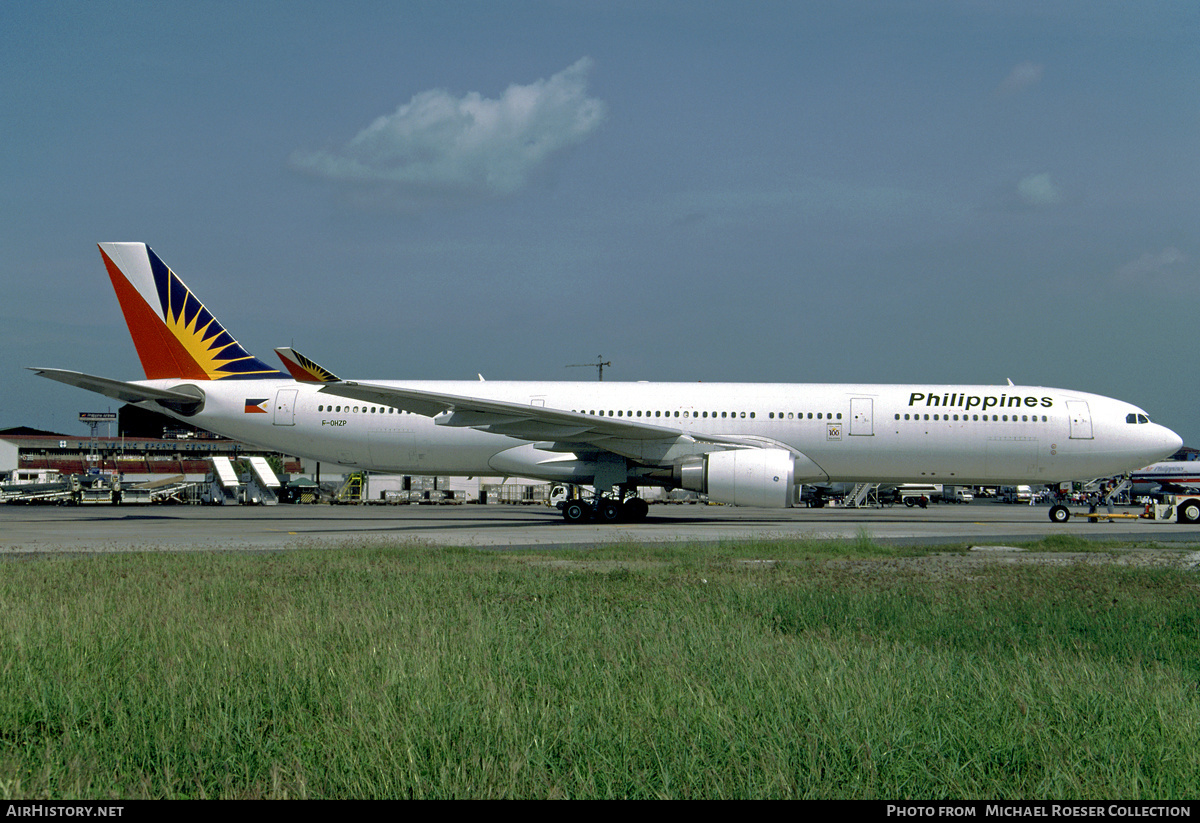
[942,486,974,504]
[999,485,1033,503]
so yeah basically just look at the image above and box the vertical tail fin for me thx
[99,243,282,380]
[274,347,340,383]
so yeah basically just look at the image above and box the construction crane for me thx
[566,356,611,381]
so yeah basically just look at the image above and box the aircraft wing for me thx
[287,345,777,461]
[317,380,746,461]
[29,368,204,407]
[320,381,683,439]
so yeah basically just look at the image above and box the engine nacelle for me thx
[675,448,796,508]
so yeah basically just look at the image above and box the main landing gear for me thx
[560,489,649,524]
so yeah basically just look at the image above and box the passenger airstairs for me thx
[1103,477,1132,504]
[206,456,241,504]
[844,483,880,508]
[245,456,280,505]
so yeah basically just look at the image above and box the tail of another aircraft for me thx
[274,347,340,383]
[98,243,282,380]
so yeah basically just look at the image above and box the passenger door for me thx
[849,398,874,436]
[1066,401,1093,440]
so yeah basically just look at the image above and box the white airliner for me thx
[32,243,1183,523]
[1129,461,1200,495]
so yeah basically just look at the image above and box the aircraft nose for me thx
[1155,424,1184,458]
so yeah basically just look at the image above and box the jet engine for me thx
[674,448,798,508]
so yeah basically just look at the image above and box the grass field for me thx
[1,535,1198,799]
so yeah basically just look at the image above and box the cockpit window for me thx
[1126,413,1151,424]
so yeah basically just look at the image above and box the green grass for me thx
[1,540,1198,798]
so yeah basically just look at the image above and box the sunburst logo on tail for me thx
[100,243,282,380]
[274,347,340,383]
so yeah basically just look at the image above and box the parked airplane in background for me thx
[1130,461,1200,496]
[32,243,1183,523]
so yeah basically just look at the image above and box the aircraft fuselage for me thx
[139,378,1181,487]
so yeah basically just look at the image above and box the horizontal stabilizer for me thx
[28,368,204,409]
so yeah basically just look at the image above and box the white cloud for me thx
[998,61,1043,95]
[291,58,605,204]
[1016,173,1062,208]
[1114,248,1192,293]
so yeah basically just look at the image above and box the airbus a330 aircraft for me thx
[33,243,1183,523]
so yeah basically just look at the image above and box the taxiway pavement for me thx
[3,500,1199,554]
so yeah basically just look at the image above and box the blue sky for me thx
[4,1,1198,444]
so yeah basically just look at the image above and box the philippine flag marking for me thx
[244,398,269,414]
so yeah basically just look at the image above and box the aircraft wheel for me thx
[562,501,591,524]
[1049,505,1070,523]
[599,500,623,523]
[1178,500,1200,525]
[623,497,649,522]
